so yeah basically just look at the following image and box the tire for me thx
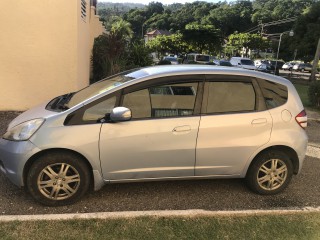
[27,152,91,206]
[246,150,293,195]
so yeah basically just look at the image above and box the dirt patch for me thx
[0,111,21,135]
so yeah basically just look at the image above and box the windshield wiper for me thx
[46,92,75,112]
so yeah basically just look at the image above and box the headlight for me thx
[3,119,45,141]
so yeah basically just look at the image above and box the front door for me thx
[100,77,204,180]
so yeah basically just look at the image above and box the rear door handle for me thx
[251,118,267,125]
[173,125,191,132]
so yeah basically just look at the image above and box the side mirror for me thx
[110,107,132,122]
[238,63,241,65]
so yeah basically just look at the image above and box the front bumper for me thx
[0,138,40,187]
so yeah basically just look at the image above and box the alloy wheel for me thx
[37,163,81,200]
[257,159,288,191]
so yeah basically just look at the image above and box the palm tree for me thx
[111,19,133,40]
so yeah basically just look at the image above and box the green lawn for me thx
[1,212,320,240]
[294,83,309,107]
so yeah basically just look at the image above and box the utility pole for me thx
[310,37,320,82]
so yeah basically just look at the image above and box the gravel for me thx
[0,111,319,214]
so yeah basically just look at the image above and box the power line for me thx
[243,17,297,34]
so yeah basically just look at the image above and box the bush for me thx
[308,81,320,108]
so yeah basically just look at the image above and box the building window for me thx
[81,0,87,22]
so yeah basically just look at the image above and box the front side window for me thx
[122,82,199,119]
[83,96,117,121]
[206,81,256,114]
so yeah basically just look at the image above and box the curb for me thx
[0,208,320,222]
[306,145,320,158]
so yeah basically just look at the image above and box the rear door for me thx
[195,75,272,176]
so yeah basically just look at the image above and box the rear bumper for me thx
[0,138,40,187]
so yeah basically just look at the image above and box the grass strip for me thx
[0,212,319,240]
[294,83,309,107]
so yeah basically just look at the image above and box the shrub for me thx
[308,81,320,108]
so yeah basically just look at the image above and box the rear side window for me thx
[258,80,288,109]
[206,81,256,114]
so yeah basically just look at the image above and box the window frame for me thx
[120,75,205,121]
[202,75,267,115]
[255,77,288,109]
[64,91,121,125]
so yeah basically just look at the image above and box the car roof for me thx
[126,65,290,85]
[70,65,293,111]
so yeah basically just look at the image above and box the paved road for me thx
[0,112,319,215]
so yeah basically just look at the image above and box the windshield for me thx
[67,70,138,108]
[240,59,254,65]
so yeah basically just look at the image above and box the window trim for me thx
[120,75,205,121]
[202,75,266,115]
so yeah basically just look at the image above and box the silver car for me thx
[0,65,308,206]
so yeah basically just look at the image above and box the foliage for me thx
[182,23,222,53]
[308,81,320,108]
[226,33,269,57]
[202,1,254,38]
[126,41,153,69]
[288,2,320,62]
[146,33,189,56]
[91,33,126,83]
[251,0,314,24]
[91,19,152,83]
[111,19,133,39]
[97,0,320,63]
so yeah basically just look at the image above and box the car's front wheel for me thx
[246,150,293,195]
[27,152,91,206]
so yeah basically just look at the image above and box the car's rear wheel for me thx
[27,152,91,206]
[246,150,293,195]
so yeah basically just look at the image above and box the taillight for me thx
[295,110,307,129]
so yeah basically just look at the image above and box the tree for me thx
[126,41,153,69]
[226,33,268,57]
[287,2,320,61]
[182,23,222,53]
[111,19,133,39]
[146,33,189,56]
[202,1,253,39]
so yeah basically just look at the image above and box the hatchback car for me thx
[256,63,275,74]
[282,62,296,71]
[293,63,313,72]
[0,65,308,206]
[163,56,179,65]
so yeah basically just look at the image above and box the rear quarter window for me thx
[258,79,288,109]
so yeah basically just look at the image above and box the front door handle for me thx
[173,125,191,133]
